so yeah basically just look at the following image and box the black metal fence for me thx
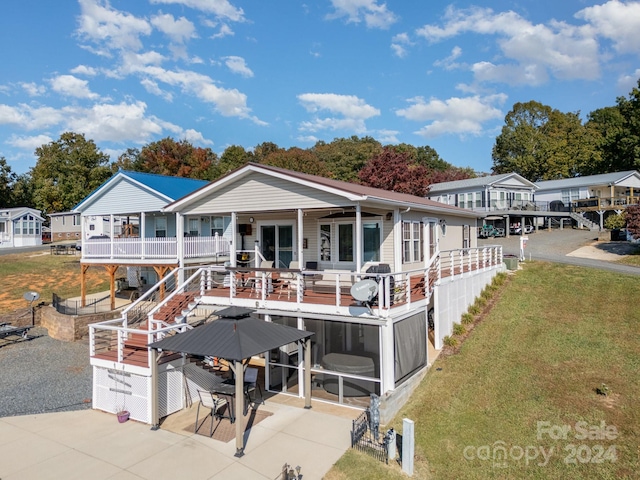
[52,293,113,315]
[351,408,389,464]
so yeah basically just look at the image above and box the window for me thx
[338,224,353,262]
[0,222,5,233]
[210,216,227,236]
[403,221,422,263]
[319,224,331,261]
[28,221,34,235]
[155,217,167,237]
[188,218,199,236]
[362,222,380,262]
[475,192,482,208]
[89,224,95,231]
[73,215,79,226]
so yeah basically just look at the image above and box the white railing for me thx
[82,235,231,260]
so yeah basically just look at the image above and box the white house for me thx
[0,207,44,249]
[87,163,504,425]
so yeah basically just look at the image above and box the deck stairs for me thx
[569,212,599,230]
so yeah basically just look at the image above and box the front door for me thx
[260,224,294,268]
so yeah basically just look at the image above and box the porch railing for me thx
[82,235,231,260]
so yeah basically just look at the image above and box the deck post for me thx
[233,360,245,457]
[304,337,312,409]
[150,348,159,430]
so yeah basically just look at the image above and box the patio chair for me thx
[277,261,300,299]
[195,390,227,436]
[244,367,264,411]
[250,261,274,297]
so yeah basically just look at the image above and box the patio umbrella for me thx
[148,307,314,456]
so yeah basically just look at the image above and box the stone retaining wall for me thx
[39,305,122,342]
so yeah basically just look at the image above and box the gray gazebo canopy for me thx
[147,306,314,457]
[148,306,314,362]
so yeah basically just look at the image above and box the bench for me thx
[312,270,353,294]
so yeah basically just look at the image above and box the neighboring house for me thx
[427,173,537,212]
[73,170,217,307]
[0,207,44,249]
[534,170,640,229]
[48,211,82,242]
[87,163,504,425]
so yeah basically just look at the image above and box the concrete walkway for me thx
[0,398,355,480]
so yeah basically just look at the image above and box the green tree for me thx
[313,136,382,182]
[215,145,253,179]
[585,106,624,174]
[111,147,143,173]
[492,101,598,181]
[0,157,17,207]
[603,79,640,172]
[137,137,218,180]
[31,132,112,215]
[11,173,34,207]
[262,147,329,177]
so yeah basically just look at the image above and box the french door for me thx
[260,224,294,268]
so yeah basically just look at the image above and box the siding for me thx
[81,178,169,216]
[180,173,353,215]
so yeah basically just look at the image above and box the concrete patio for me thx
[0,395,356,480]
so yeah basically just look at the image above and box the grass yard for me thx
[617,245,640,267]
[327,261,640,479]
[0,250,112,313]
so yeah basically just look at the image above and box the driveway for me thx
[478,228,640,276]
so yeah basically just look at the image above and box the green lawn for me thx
[617,245,640,267]
[327,262,640,480]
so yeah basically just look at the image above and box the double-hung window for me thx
[155,217,167,237]
[403,221,422,263]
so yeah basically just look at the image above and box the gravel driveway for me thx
[0,327,92,417]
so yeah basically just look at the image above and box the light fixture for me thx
[249,217,254,223]
[385,212,393,221]
[439,218,447,235]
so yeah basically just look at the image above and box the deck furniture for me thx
[195,390,228,436]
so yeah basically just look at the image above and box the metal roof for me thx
[427,173,536,192]
[535,170,640,191]
[148,313,314,362]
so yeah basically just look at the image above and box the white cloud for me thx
[376,129,399,143]
[417,5,601,85]
[181,128,213,145]
[297,135,319,143]
[50,75,100,100]
[210,23,234,39]
[396,94,507,138]
[298,93,380,133]
[150,0,245,22]
[223,56,254,78]
[434,46,463,71]
[70,65,98,76]
[7,134,53,150]
[576,0,640,54]
[77,0,152,52]
[0,104,65,130]
[151,13,196,43]
[327,0,398,29]
[617,68,640,91]
[21,82,46,97]
[391,32,412,58]
[140,78,173,101]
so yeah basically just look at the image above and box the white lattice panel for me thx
[93,366,150,423]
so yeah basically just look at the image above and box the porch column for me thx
[106,265,118,310]
[505,215,510,238]
[380,321,395,394]
[150,348,159,429]
[141,213,146,260]
[355,203,362,272]
[176,212,184,284]
[598,211,604,230]
[304,337,312,409]
[297,208,304,269]
[230,212,237,267]
[393,209,402,276]
[110,214,115,259]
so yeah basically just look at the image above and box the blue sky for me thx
[1,0,639,176]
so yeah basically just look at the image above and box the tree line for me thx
[1,78,639,217]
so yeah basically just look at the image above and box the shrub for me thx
[443,335,458,347]
[461,312,474,325]
[468,304,481,316]
[453,323,466,335]
[475,296,487,309]
[493,273,507,286]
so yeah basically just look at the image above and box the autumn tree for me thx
[358,147,432,196]
[137,137,218,180]
[626,205,640,240]
[214,145,253,179]
[313,136,382,182]
[31,132,112,214]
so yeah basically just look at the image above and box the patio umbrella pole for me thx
[234,360,245,457]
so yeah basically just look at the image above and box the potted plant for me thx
[116,405,130,423]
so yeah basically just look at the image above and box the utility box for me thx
[503,255,519,270]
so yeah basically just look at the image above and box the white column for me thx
[230,212,237,267]
[355,203,362,272]
[110,214,114,258]
[176,213,184,284]
[141,213,146,259]
[393,209,402,275]
[380,321,395,394]
[297,208,304,268]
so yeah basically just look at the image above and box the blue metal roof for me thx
[121,170,208,200]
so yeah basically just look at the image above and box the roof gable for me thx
[428,173,537,193]
[535,170,640,191]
